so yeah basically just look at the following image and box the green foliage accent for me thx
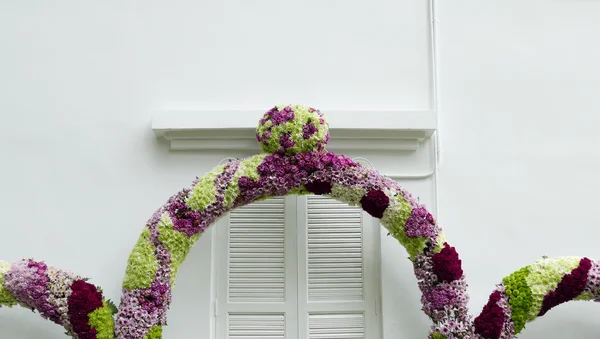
[88,301,115,339]
[430,332,447,339]
[144,326,163,339]
[503,266,534,334]
[122,228,158,290]
[186,165,224,211]
[106,299,118,315]
[158,214,201,285]
[223,154,268,207]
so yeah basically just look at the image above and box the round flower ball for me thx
[256,104,330,155]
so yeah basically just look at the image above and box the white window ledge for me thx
[151,109,437,152]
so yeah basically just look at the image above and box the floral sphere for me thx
[256,104,330,155]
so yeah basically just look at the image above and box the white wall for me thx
[436,1,600,338]
[1,1,599,338]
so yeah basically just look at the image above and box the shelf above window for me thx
[151,109,437,152]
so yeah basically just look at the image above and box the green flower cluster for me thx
[434,231,447,254]
[257,104,329,155]
[88,301,115,339]
[381,195,427,260]
[186,165,224,211]
[122,228,158,290]
[331,184,366,206]
[144,326,162,339]
[158,214,201,285]
[525,257,581,321]
[503,266,533,333]
[0,261,17,307]
[223,154,267,207]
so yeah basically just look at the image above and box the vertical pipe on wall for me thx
[429,0,441,217]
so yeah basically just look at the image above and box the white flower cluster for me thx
[47,266,82,337]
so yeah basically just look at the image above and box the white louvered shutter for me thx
[214,195,382,339]
[296,195,382,339]
[215,196,298,339]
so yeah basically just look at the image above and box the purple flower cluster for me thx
[422,284,458,322]
[302,121,318,139]
[260,106,295,126]
[415,253,472,338]
[115,254,171,338]
[235,151,357,200]
[584,260,600,300]
[279,133,295,149]
[405,207,437,238]
[116,286,166,338]
[3,259,59,323]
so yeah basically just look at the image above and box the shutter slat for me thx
[229,314,285,339]
[228,197,286,303]
[306,196,365,302]
[309,313,365,339]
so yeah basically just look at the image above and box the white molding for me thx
[151,109,437,152]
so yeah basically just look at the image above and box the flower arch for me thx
[1,105,600,339]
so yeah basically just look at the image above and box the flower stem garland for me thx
[1,105,600,338]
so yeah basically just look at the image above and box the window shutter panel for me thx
[215,196,298,339]
[297,195,381,339]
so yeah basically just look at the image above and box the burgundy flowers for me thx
[305,180,332,195]
[432,243,463,283]
[360,190,389,218]
[538,257,592,316]
[474,291,505,339]
[67,280,103,339]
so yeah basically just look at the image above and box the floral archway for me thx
[1,105,599,339]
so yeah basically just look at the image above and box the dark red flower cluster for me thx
[360,190,389,218]
[305,180,332,195]
[67,280,103,339]
[432,243,463,282]
[538,257,592,316]
[474,290,504,339]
